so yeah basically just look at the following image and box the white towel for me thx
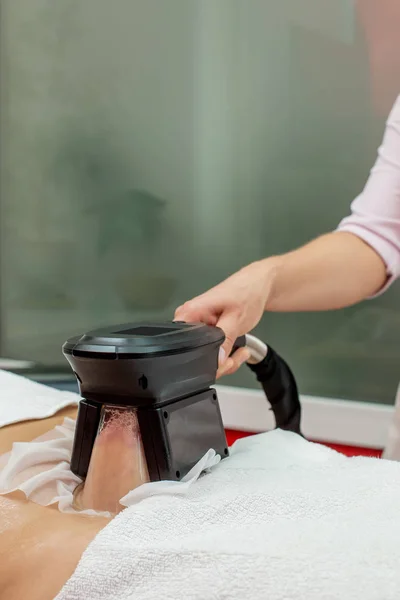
[0,369,78,428]
[2,370,400,599]
[0,417,86,512]
[56,430,400,600]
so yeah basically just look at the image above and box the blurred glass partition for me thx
[0,0,399,403]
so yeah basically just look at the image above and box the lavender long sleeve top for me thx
[337,95,400,293]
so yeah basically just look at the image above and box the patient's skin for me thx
[76,405,150,514]
[0,405,77,456]
[0,407,110,600]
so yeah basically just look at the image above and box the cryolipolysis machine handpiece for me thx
[63,322,302,482]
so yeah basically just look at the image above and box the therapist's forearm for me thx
[264,232,387,312]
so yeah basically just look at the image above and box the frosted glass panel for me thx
[1,0,399,403]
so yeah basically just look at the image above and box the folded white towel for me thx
[2,370,399,599]
[56,430,400,600]
[0,369,78,428]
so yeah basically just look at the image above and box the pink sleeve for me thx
[337,95,400,295]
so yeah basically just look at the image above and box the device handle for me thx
[230,333,301,434]
[247,345,302,435]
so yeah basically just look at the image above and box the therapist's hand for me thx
[175,260,274,377]
[176,230,389,377]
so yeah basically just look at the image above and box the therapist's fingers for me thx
[217,347,251,379]
[175,298,245,368]
[215,311,241,366]
[174,302,218,327]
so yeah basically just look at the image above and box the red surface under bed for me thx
[225,429,383,458]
